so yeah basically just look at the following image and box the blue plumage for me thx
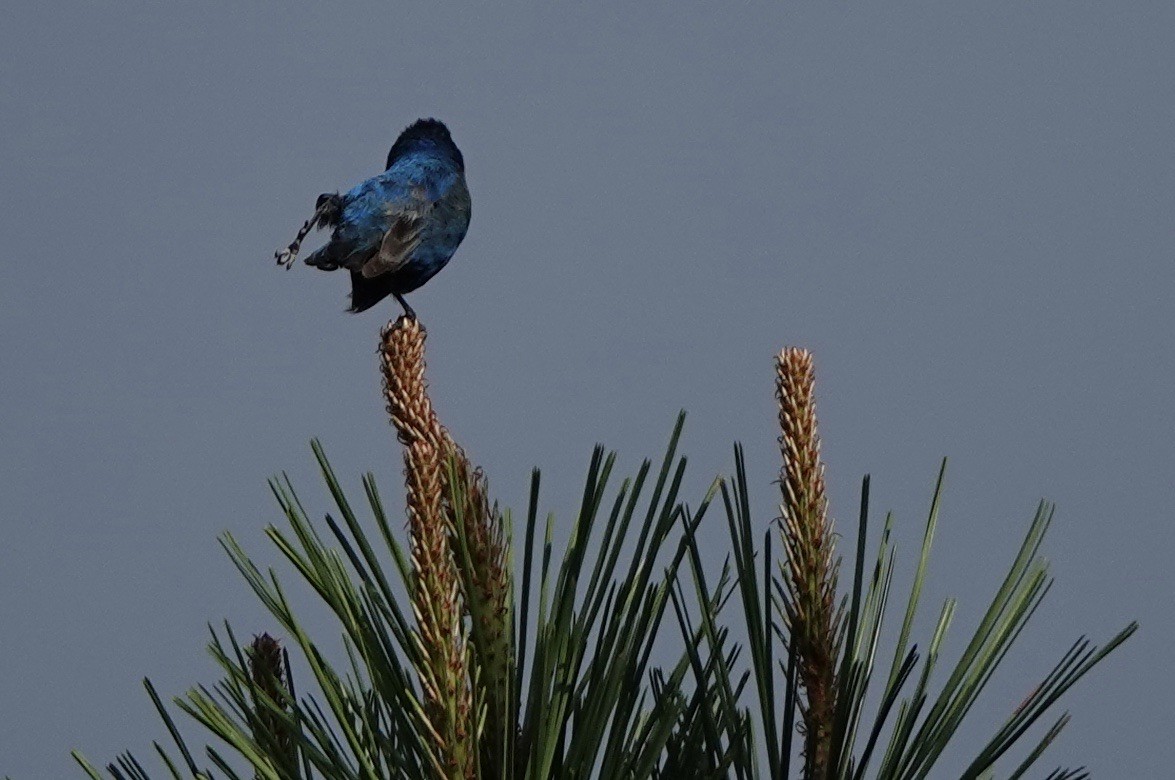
[276,118,471,317]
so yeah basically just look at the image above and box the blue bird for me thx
[275,118,471,318]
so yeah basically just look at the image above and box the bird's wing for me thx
[360,186,434,279]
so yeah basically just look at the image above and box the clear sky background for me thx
[1,3,1171,776]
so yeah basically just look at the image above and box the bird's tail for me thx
[348,271,393,313]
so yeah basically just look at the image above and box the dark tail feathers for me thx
[348,271,394,313]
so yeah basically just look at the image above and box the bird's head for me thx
[385,118,464,172]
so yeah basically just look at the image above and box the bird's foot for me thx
[393,293,417,320]
[275,196,339,271]
[275,242,300,269]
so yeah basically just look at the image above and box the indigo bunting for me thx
[276,118,471,318]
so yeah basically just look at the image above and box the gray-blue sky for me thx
[1,3,1170,775]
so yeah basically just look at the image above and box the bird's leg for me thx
[274,211,319,269]
[274,194,340,270]
[392,292,417,320]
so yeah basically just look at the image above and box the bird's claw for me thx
[275,243,299,270]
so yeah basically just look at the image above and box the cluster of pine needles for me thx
[73,317,1135,780]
